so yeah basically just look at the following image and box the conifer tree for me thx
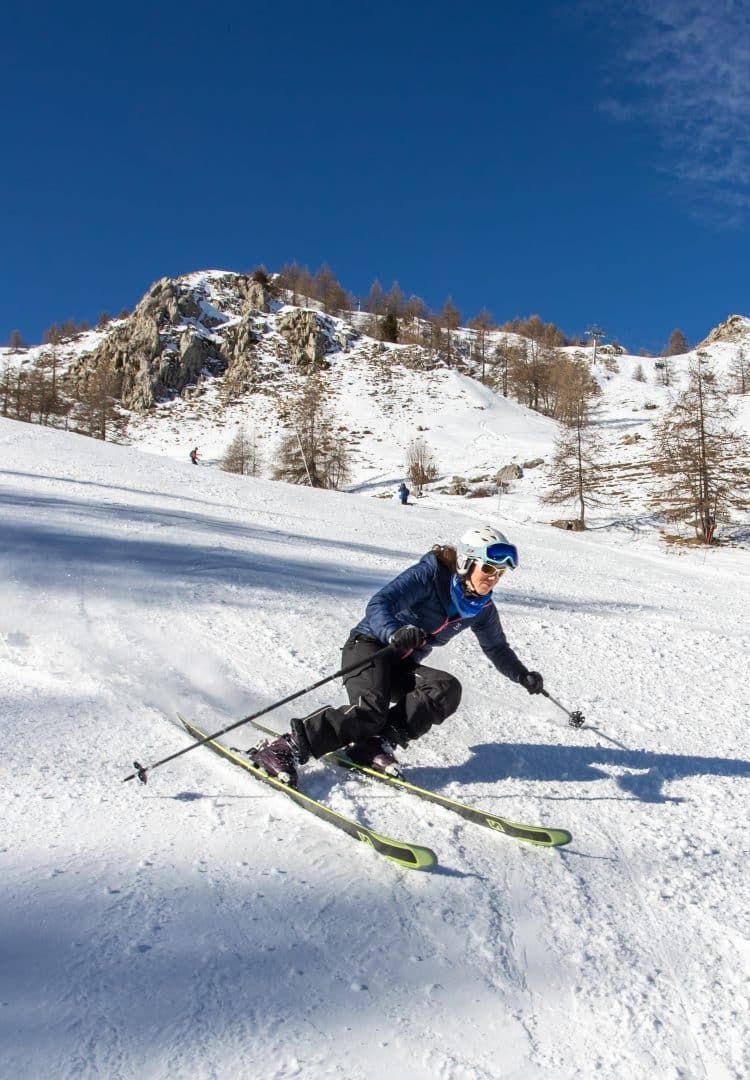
[487,341,523,398]
[438,298,461,361]
[7,329,26,350]
[221,425,262,476]
[296,268,315,307]
[383,282,406,318]
[314,264,349,315]
[0,362,12,416]
[467,309,495,380]
[728,346,749,395]
[405,437,438,495]
[663,328,689,356]
[32,348,67,425]
[542,364,607,528]
[70,367,125,441]
[379,312,399,343]
[399,295,430,344]
[657,353,673,387]
[277,262,304,304]
[507,337,555,412]
[650,353,750,540]
[365,280,385,315]
[273,375,350,489]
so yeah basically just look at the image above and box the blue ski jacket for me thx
[351,551,527,682]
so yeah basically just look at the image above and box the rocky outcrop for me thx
[66,274,249,410]
[60,270,435,414]
[221,318,263,397]
[243,278,269,315]
[140,277,202,326]
[496,463,523,483]
[276,309,332,367]
[699,314,750,348]
[275,309,357,367]
[66,273,359,410]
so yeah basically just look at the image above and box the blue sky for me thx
[3,0,749,353]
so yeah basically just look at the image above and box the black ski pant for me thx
[301,634,462,758]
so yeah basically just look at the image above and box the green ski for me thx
[250,718,571,848]
[178,716,437,871]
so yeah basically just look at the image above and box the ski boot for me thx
[249,720,310,788]
[346,735,403,778]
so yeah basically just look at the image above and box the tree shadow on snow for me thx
[0,487,659,621]
[0,491,408,604]
[406,741,750,804]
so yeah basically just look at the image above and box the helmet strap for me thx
[459,562,480,591]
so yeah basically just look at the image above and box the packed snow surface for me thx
[1,416,749,1080]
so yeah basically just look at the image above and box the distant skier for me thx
[190,447,199,465]
[251,524,545,787]
[398,481,410,505]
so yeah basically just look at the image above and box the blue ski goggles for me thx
[484,542,519,569]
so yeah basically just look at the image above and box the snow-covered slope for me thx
[1,416,749,1079]
[120,339,564,505]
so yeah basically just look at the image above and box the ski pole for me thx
[123,644,392,785]
[541,688,585,728]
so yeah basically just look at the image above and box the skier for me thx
[190,447,199,465]
[251,524,544,787]
[398,481,410,505]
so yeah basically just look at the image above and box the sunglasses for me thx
[477,562,507,578]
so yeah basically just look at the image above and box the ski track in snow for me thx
[1,417,749,1079]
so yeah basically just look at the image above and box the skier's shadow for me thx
[406,741,750,804]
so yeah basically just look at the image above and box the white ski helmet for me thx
[456,524,519,575]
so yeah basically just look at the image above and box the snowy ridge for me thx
[1,416,749,1079]
[2,272,749,535]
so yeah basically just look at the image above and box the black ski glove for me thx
[520,670,544,695]
[388,625,426,652]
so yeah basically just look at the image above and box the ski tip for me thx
[406,848,439,871]
[366,834,438,871]
[542,829,573,847]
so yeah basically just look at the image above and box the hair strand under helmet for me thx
[456,524,519,575]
